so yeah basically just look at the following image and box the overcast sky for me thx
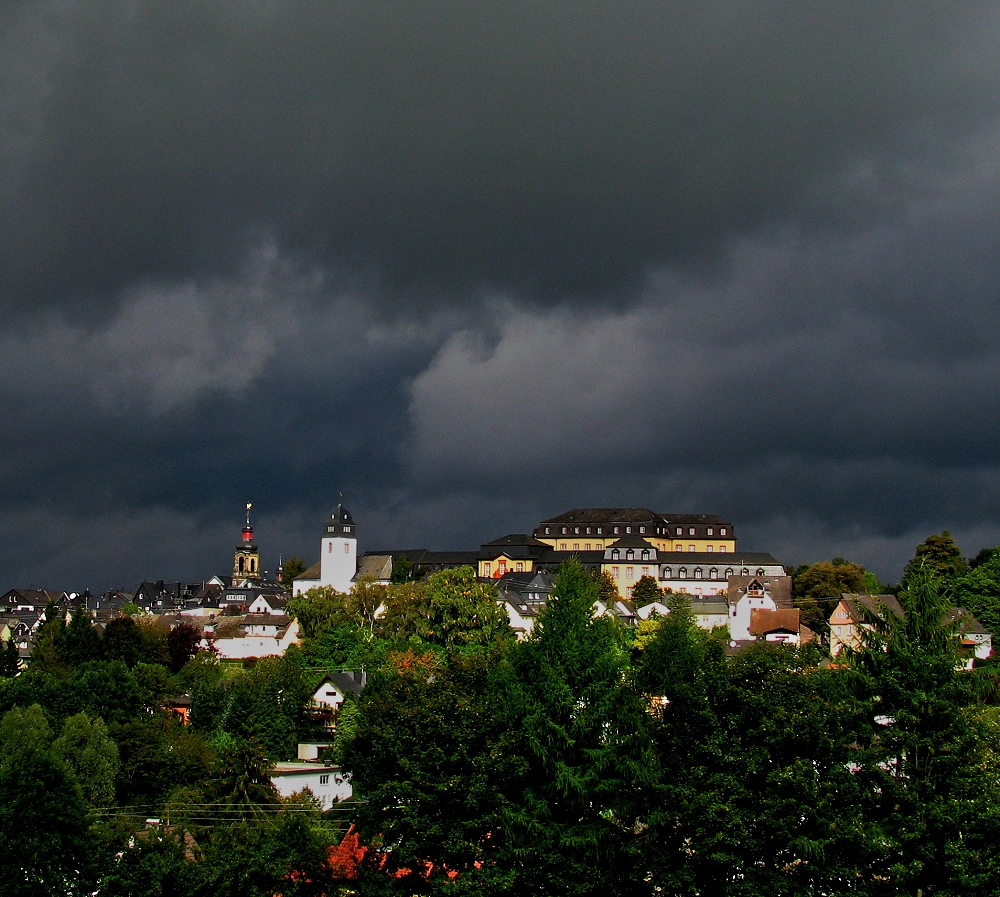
[4,1,1000,591]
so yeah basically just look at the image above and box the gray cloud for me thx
[4,3,1000,590]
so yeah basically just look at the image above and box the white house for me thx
[203,618,300,660]
[270,761,353,809]
[727,575,794,641]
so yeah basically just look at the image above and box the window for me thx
[626,549,634,560]
[614,526,620,534]
[586,526,591,534]
[725,568,733,578]
[239,556,245,571]
[676,527,683,535]
[545,526,550,534]
[719,545,727,553]
[344,542,350,553]
[585,543,591,550]
[742,568,749,576]
[695,568,704,579]
[710,568,718,579]
[483,563,491,576]
[562,527,568,534]
[689,545,696,552]
[626,567,634,579]
[639,525,645,533]
[707,545,714,552]
[756,568,765,576]
[250,558,256,571]
[499,561,506,574]
[612,566,620,577]
[707,527,714,535]
[626,586,634,597]
[689,527,696,536]
[641,549,649,560]
[561,543,567,550]
[720,527,727,535]
[328,543,332,553]
[679,567,688,579]
[662,567,672,579]
[343,525,352,532]
[642,566,649,577]
[575,526,580,534]
[320,774,329,785]
[516,562,523,572]
[611,549,620,560]
[626,526,632,534]
[573,543,579,551]
[597,526,603,534]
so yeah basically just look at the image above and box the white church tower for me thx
[319,504,358,593]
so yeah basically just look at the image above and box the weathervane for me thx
[246,502,252,527]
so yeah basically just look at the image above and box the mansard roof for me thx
[538,508,659,526]
[605,535,657,550]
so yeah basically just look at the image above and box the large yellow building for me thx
[532,508,736,555]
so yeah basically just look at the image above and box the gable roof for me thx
[750,607,801,636]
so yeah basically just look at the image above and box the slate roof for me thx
[538,508,660,525]
[728,574,793,608]
[294,561,322,581]
[354,554,393,581]
[605,535,658,550]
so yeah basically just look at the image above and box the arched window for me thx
[694,568,702,579]
[710,568,718,579]
[742,568,749,576]
[641,549,649,561]
[662,566,672,579]
[238,556,245,572]
[250,558,256,572]
[725,568,733,578]
[679,567,688,579]
[611,549,620,560]
[626,549,634,561]
[756,568,765,576]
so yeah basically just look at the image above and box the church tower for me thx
[233,502,262,582]
[319,504,357,593]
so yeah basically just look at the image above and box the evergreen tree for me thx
[0,637,19,678]
[903,530,968,584]
[503,559,655,895]
[59,608,103,666]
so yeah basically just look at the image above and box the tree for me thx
[0,638,19,678]
[52,713,120,809]
[103,615,149,667]
[30,603,67,671]
[588,567,620,602]
[951,553,1000,638]
[280,556,307,588]
[502,559,655,895]
[903,529,968,584]
[208,737,280,819]
[59,608,103,666]
[348,648,519,893]
[287,587,350,640]
[791,559,869,633]
[848,565,1000,893]
[390,554,415,583]
[0,730,95,896]
[630,575,661,605]
[167,621,203,673]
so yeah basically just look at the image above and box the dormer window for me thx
[343,525,352,533]
[756,568,764,576]
[614,526,620,534]
[679,567,688,579]
[545,527,550,534]
[676,527,682,535]
[720,528,727,536]
[662,566,672,578]
[596,526,602,534]
[688,527,696,536]
[710,568,718,578]
[586,526,591,534]
[707,527,714,535]
[626,549,634,560]
[641,549,649,561]
[562,527,568,534]
[611,549,620,560]
[639,526,645,533]
[626,526,632,534]
[694,568,702,579]
[575,527,580,534]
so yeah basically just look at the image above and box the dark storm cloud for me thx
[3,1,998,315]
[4,2,1000,590]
